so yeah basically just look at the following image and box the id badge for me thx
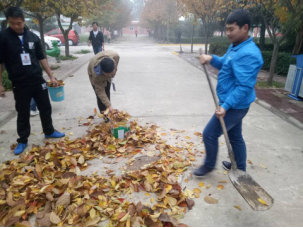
[20,53,32,66]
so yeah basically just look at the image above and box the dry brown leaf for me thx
[186,198,195,210]
[247,160,253,165]
[204,196,219,204]
[50,212,61,224]
[55,193,70,208]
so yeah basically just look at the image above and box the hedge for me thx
[209,43,297,76]
[1,70,12,91]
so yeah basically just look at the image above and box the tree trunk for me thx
[191,23,195,53]
[292,28,303,55]
[64,32,70,57]
[38,17,47,58]
[167,21,170,43]
[259,23,266,50]
[267,44,279,86]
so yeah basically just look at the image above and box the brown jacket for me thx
[87,50,120,108]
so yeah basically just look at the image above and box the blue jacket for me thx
[210,37,263,111]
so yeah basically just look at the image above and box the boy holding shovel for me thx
[195,9,263,177]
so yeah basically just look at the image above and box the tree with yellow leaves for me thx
[141,0,179,42]
[177,0,225,54]
[251,0,303,85]
[23,0,55,57]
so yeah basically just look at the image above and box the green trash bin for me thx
[111,121,130,139]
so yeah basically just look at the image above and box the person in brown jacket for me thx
[87,50,120,113]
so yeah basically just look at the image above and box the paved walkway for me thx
[0,36,303,226]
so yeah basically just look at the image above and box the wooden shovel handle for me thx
[199,49,236,167]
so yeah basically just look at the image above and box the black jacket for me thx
[0,27,45,86]
[89,30,104,47]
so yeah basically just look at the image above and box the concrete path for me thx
[1,36,303,226]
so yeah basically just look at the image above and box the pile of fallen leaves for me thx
[0,111,201,227]
[47,80,65,87]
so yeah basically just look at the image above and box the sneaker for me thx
[222,161,231,171]
[45,130,65,139]
[14,143,28,155]
[194,165,213,177]
[30,110,39,116]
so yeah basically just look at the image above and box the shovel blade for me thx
[229,169,274,211]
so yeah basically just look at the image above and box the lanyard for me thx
[20,35,25,54]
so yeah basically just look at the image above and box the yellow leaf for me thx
[126,219,131,227]
[184,178,189,182]
[14,210,25,217]
[150,198,154,203]
[206,184,211,188]
[45,152,51,160]
[0,200,6,205]
[198,182,204,187]
[165,184,172,193]
[161,133,167,136]
[146,174,154,185]
[219,180,228,183]
[168,197,177,206]
[223,171,228,175]
[145,193,151,197]
[185,136,191,139]
[260,163,267,169]
[154,203,167,208]
[193,188,201,193]
[90,208,96,218]
[78,155,84,164]
[258,198,268,206]
[194,193,200,198]
[217,185,224,190]
[234,205,242,211]
[120,212,129,222]
[111,180,116,187]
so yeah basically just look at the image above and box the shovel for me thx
[199,50,274,211]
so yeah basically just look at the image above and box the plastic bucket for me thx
[48,86,65,102]
[111,121,130,139]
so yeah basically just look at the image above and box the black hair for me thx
[5,7,25,21]
[226,9,251,30]
[92,22,98,26]
[100,58,115,73]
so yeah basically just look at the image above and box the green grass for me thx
[75,49,91,54]
[256,81,285,88]
[58,55,78,61]
[50,65,61,70]
[1,71,12,91]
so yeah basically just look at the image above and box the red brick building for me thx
[122,21,147,36]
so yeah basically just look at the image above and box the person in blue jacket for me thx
[195,9,264,177]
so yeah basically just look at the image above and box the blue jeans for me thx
[30,98,37,111]
[93,46,102,55]
[203,108,249,171]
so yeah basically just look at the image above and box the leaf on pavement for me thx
[204,196,218,204]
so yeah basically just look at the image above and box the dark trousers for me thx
[93,81,111,112]
[203,108,249,171]
[13,81,55,144]
[93,46,102,55]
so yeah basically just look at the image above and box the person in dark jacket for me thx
[88,22,105,55]
[0,7,65,155]
[195,9,263,177]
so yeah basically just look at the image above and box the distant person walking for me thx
[88,22,104,55]
[106,29,111,44]
[135,30,138,38]
[177,30,182,44]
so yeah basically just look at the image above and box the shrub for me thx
[209,43,297,76]
[1,70,12,91]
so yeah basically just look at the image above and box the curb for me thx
[255,98,303,130]
[176,52,303,131]
[0,55,92,128]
